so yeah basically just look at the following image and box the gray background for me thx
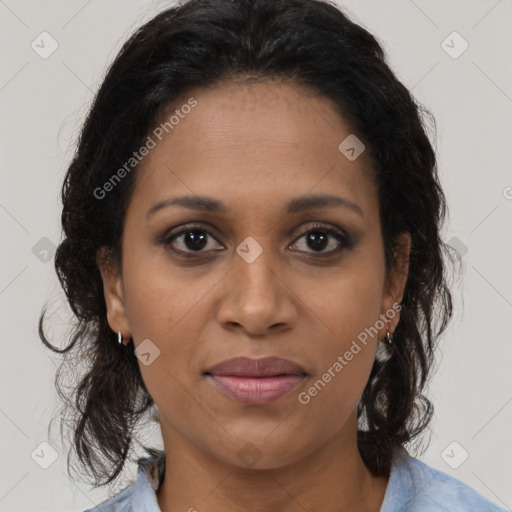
[0,0,511,510]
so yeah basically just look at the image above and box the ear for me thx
[379,232,411,338]
[96,246,131,343]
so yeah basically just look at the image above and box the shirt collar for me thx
[130,446,412,511]
[130,450,166,511]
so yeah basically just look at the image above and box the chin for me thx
[205,431,313,471]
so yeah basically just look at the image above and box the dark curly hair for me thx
[39,0,458,488]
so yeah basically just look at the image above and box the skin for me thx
[97,79,411,512]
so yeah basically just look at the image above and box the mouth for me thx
[203,356,308,405]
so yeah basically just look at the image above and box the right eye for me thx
[160,225,225,256]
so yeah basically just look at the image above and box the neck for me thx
[156,413,389,512]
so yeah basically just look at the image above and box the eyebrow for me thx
[145,193,364,218]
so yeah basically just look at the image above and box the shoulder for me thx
[82,451,165,512]
[381,447,507,512]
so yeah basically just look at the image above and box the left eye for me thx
[290,226,348,254]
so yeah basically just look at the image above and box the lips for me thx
[204,356,307,377]
[204,356,307,405]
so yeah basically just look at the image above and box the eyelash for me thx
[158,222,352,258]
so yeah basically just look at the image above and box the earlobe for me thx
[96,247,130,340]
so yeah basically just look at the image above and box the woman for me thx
[39,0,506,510]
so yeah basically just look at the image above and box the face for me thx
[98,79,410,470]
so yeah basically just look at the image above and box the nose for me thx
[217,249,298,336]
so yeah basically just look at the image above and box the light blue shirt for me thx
[84,447,508,511]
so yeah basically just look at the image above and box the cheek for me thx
[119,244,228,386]
[122,267,213,421]
[120,243,215,344]
[297,302,379,438]
[304,254,384,348]
[294,255,383,414]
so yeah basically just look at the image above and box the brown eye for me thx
[290,224,351,255]
[180,230,208,251]
[161,225,224,255]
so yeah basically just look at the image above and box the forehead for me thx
[130,79,377,223]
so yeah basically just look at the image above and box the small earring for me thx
[385,323,393,345]
[118,331,124,345]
